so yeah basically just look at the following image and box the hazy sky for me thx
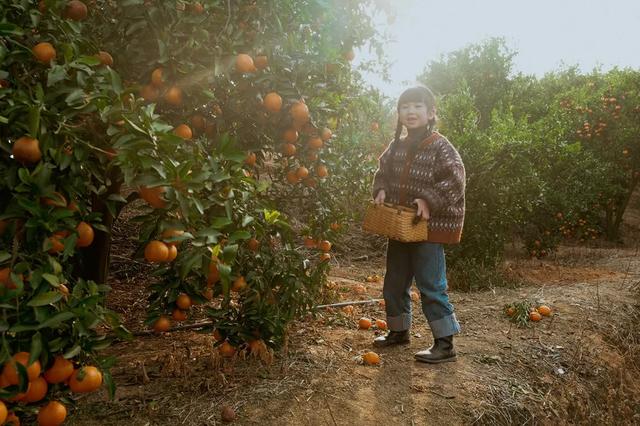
[358,0,640,97]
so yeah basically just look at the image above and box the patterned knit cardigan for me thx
[371,132,466,244]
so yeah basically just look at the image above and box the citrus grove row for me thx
[0,0,389,424]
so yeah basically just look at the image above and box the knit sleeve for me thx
[371,141,394,198]
[418,141,465,213]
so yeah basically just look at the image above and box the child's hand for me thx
[413,198,430,220]
[374,190,386,205]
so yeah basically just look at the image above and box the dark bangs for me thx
[397,86,436,110]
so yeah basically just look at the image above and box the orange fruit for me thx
[3,352,41,385]
[144,240,169,263]
[231,276,247,292]
[139,186,167,209]
[190,114,206,131]
[318,240,332,252]
[263,92,283,113]
[176,293,192,310]
[286,170,300,184]
[37,401,66,426]
[343,49,355,62]
[320,127,332,141]
[282,143,296,156]
[140,84,159,102]
[316,164,328,178]
[96,50,113,66]
[153,316,171,333]
[75,221,94,248]
[12,136,42,165]
[330,222,340,231]
[164,86,183,106]
[354,284,368,294]
[190,2,204,13]
[375,319,387,330]
[244,152,257,166]
[295,166,309,179]
[0,402,6,424]
[151,67,164,87]
[342,305,354,315]
[370,122,379,131]
[537,305,552,316]
[235,53,255,73]
[254,55,268,69]
[166,244,178,262]
[173,124,193,140]
[44,356,74,384]
[172,308,187,321]
[0,268,21,289]
[208,261,220,285]
[203,288,213,301]
[319,252,331,262]
[32,42,56,64]
[308,137,323,150]
[161,229,184,246]
[219,341,236,358]
[362,351,380,366]
[41,192,67,207]
[247,238,260,252]
[69,366,102,393]
[47,233,66,254]
[303,236,316,248]
[4,412,18,426]
[64,0,88,21]
[306,152,318,162]
[213,329,223,342]
[290,101,310,123]
[283,129,298,143]
[505,307,515,317]
[24,376,48,403]
[529,311,542,322]
[358,318,372,330]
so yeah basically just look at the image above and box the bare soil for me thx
[67,197,640,425]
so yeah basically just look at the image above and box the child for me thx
[371,86,465,363]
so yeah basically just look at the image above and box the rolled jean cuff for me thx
[387,313,411,332]
[429,313,461,339]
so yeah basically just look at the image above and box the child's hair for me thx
[393,86,437,143]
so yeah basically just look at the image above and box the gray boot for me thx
[373,330,411,348]
[414,335,457,363]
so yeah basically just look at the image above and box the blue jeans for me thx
[383,240,461,339]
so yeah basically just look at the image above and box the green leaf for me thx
[28,106,41,137]
[229,230,251,243]
[29,333,43,364]
[47,65,67,87]
[27,291,62,307]
[108,68,123,94]
[63,344,81,359]
[210,217,232,228]
[42,273,60,286]
[39,311,74,329]
[241,215,254,227]
[0,252,10,264]
[0,23,25,36]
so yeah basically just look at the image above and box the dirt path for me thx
[68,242,640,425]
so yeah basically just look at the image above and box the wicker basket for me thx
[362,202,428,242]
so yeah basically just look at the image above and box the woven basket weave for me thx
[362,202,428,242]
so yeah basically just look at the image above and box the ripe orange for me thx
[362,351,380,366]
[290,101,310,123]
[537,305,552,316]
[213,329,223,341]
[173,124,193,140]
[316,164,328,178]
[263,92,283,113]
[69,366,102,394]
[529,311,542,322]
[166,244,178,262]
[306,152,318,162]
[254,55,268,69]
[0,268,21,289]
[190,114,206,131]
[358,318,372,330]
[48,233,66,254]
[247,238,260,251]
[41,192,67,207]
[96,51,113,66]
[150,67,164,86]
[232,276,247,292]
[37,401,66,426]
[3,352,41,385]
[153,316,171,333]
[375,319,387,330]
[505,307,516,317]
[342,305,354,315]
[12,136,42,165]
[24,376,48,403]
[370,121,380,131]
[164,86,183,106]
[282,143,296,156]
[208,260,220,285]
[140,84,159,102]
[32,42,56,64]
[139,186,167,209]
[75,221,94,248]
[318,240,332,252]
[295,166,309,179]
[286,170,300,184]
[44,356,74,384]
[161,229,184,246]
[0,402,6,424]
[235,53,256,73]
[245,152,257,166]
[308,137,323,150]
[190,2,204,13]
[64,0,88,21]
[320,252,331,262]
[144,240,169,263]
[219,341,236,358]
[283,129,298,143]
[320,127,332,141]
[303,236,316,248]
[176,293,192,310]
[172,308,187,321]
[330,222,340,231]
[4,412,18,426]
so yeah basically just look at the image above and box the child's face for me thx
[398,101,435,129]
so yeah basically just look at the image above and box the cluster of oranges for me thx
[303,237,333,262]
[357,317,387,331]
[0,352,102,425]
[505,302,553,324]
